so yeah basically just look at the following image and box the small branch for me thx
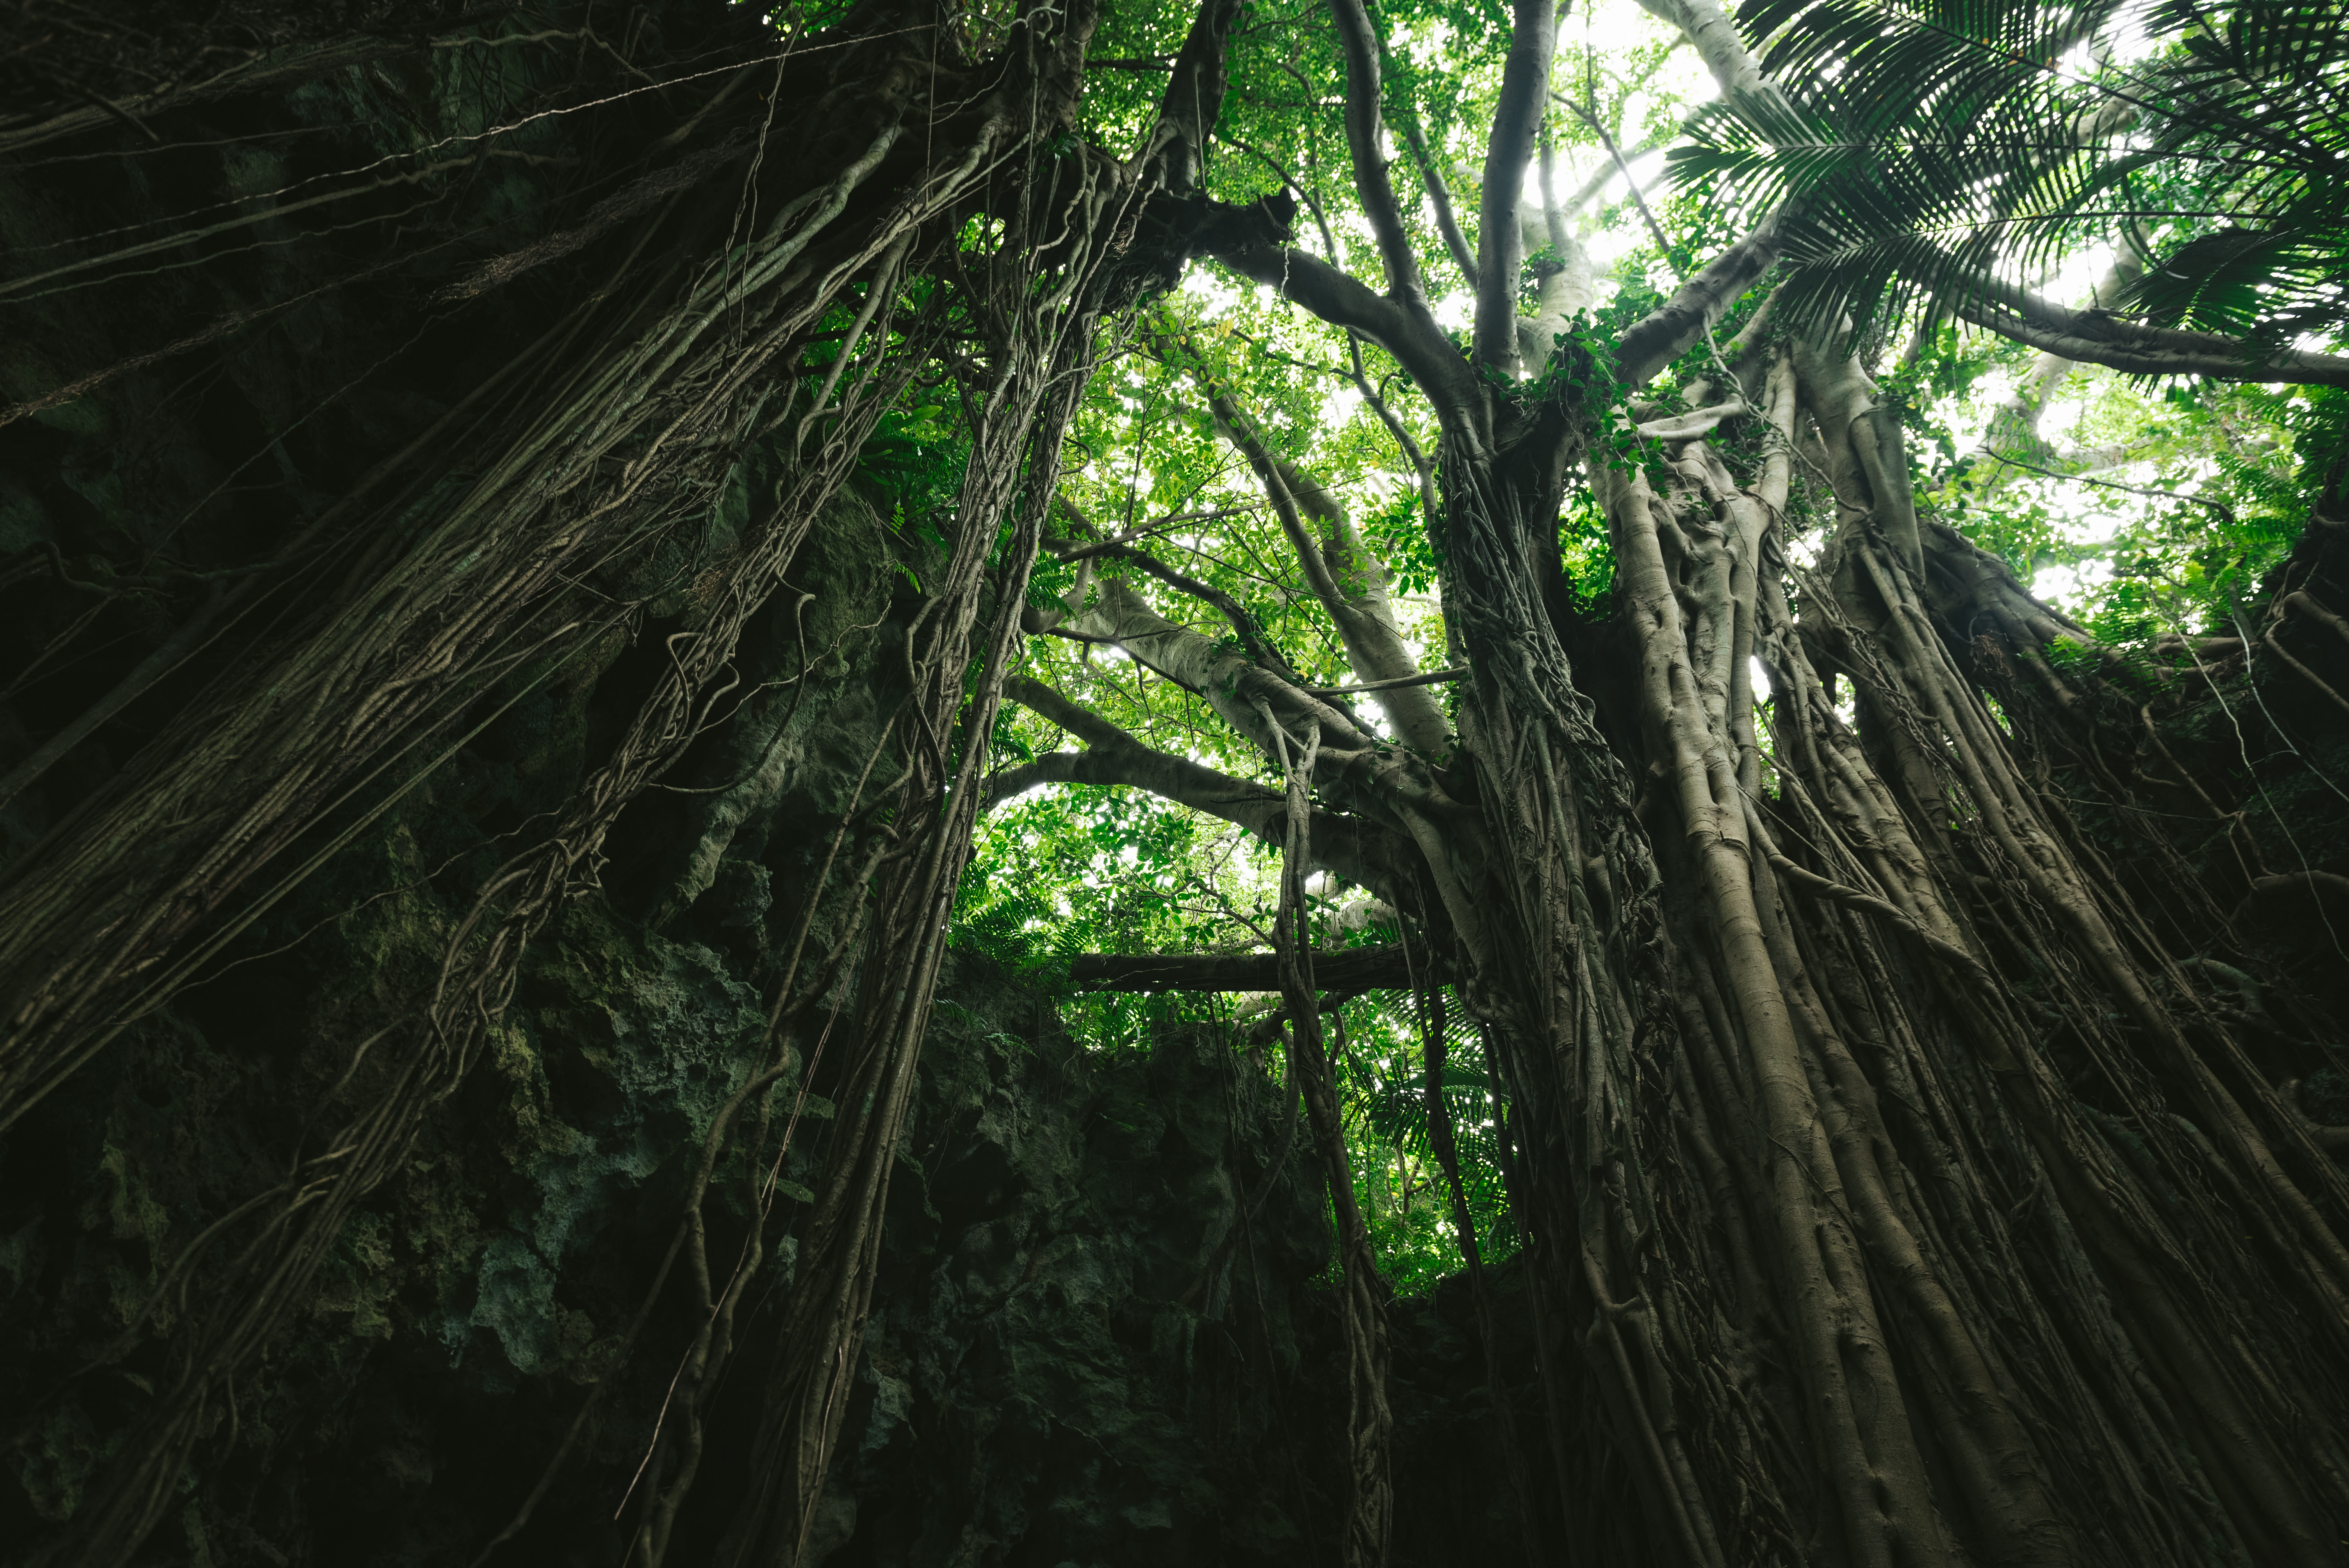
[1048,505,1261,562]
[990,684,1414,896]
[1399,114,1479,288]
[1073,538,1296,678]
[1558,137,1664,217]
[1309,668,1466,696]
[1560,92,1678,273]
[1763,845,1994,985]
[1978,451,2238,526]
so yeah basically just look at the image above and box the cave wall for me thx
[0,438,1362,1564]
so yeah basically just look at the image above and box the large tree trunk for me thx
[1553,315,2349,1564]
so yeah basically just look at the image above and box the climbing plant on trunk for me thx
[6,0,2349,1564]
[1,0,1248,1561]
[989,0,2349,1563]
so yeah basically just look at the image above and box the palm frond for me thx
[1674,0,2349,356]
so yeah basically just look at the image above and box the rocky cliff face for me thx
[0,446,1533,1561]
[0,443,1340,1563]
[1,938,1341,1568]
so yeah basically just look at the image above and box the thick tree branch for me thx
[1472,0,1558,375]
[1633,399,1750,440]
[1615,218,1782,387]
[1196,232,1479,411]
[1629,0,1778,106]
[1326,0,1431,306]
[1072,942,1441,991]
[1134,0,1250,193]
[1944,271,2349,387]
[1003,675,1146,751]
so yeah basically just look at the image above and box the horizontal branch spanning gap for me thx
[1072,942,1443,992]
[1307,668,1466,696]
[1045,505,1263,561]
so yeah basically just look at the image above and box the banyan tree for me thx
[4,0,2347,1564]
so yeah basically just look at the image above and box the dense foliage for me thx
[938,0,2349,1295]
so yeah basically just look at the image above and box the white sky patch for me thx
[1658,41,1719,107]
[1434,289,1475,331]
[1520,145,1671,233]
[1181,269,1240,314]
[2044,242,2118,306]
[1749,655,1773,702]
[1325,385,1364,428]
[2032,556,2116,605]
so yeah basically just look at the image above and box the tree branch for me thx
[1399,114,1479,288]
[1066,537,1297,677]
[1326,0,1430,306]
[1558,136,1663,216]
[991,681,1416,897]
[1976,452,2238,526]
[1135,0,1251,194]
[1942,269,2349,387]
[1182,357,1458,755]
[1560,92,1677,267]
[1035,575,1377,766]
[1472,0,1559,376]
[1630,0,1778,105]
[1048,505,1260,561]
[1615,217,1783,388]
[1072,942,1441,991]
[1309,668,1465,695]
[1199,231,1478,410]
